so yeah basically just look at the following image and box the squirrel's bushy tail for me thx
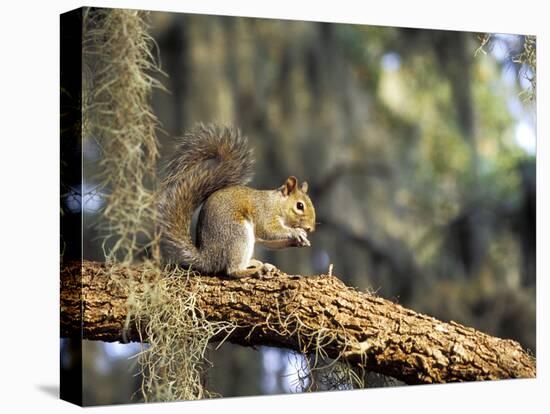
[158,123,254,267]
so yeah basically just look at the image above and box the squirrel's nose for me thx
[304,225,313,233]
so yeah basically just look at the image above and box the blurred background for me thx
[62,10,536,405]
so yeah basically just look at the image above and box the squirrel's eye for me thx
[297,202,304,211]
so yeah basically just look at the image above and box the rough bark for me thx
[61,260,535,385]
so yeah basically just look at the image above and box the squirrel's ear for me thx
[280,176,297,196]
[300,181,309,193]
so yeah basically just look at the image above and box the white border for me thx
[0,1,546,413]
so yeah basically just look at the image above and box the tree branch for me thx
[61,260,535,385]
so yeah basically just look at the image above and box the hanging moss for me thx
[83,8,164,264]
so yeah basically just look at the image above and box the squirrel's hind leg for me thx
[248,259,277,274]
[227,259,277,278]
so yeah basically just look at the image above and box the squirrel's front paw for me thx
[290,228,311,247]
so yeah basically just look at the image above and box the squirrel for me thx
[158,123,316,277]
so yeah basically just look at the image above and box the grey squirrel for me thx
[158,123,316,277]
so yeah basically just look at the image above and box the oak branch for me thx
[61,260,535,385]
